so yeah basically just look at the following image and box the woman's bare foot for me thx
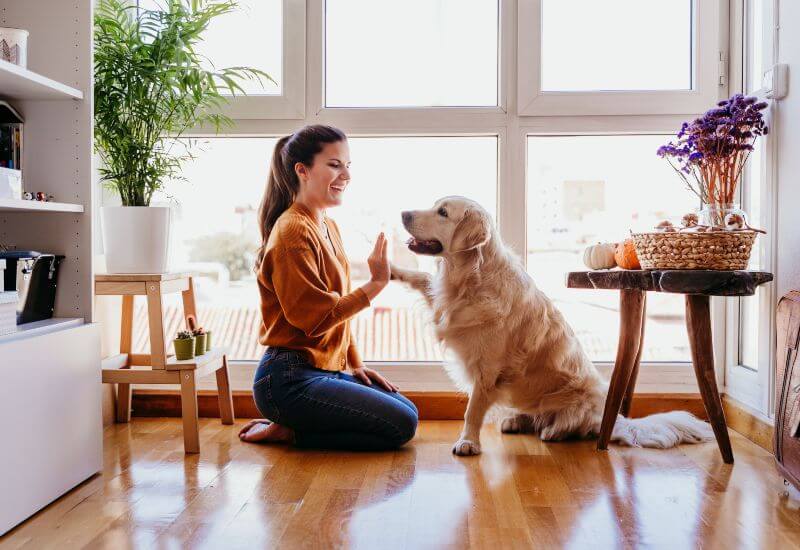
[238,419,294,444]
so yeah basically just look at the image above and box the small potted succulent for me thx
[186,314,210,353]
[174,330,195,361]
[192,327,207,356]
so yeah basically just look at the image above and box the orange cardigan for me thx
[257,202,370,371]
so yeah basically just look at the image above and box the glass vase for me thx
[699,202,747,229]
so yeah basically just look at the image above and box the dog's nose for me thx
[402,211,412,225]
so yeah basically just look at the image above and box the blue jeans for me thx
[252,347,419,451]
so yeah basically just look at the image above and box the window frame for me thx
[723,0,778,417]
[174,0,746,393]
[214,0,306,120]
[517,0,726,116]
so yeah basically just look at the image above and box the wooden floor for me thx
[3,420,800,549]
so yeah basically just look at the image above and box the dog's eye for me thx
[438,207,448,218]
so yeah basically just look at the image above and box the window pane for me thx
[138,0,282,95]
[739,136,765,369]
[541,0,692,92]
[325,0,498,107]
[141,137,497,362]
[342,137,498,361]
[527,136,696,362]
[144,138,277,361]
[745,0,764,94]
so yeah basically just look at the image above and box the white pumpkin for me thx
[583,242,617,270]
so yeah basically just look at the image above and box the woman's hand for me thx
[352,365,399,392]
[361,232,390,301]
[367,232,390,284]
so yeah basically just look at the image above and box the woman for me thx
[238,125,418,451]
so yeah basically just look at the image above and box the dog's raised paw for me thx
[452,439,481,456]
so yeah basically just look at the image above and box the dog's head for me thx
[401,196,493,256]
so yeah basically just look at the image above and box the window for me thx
[196,0,283,96]
[341,137,498,360]
[733,0,773,376]
[138,136,497,362]
[110,0,749,396]
[541,0,692,92]
[138,0,305,119]
[725,0,775,415]
[527,135,695,362]
[324,0,499,107]
[744,0,764,94]
[518,0,723,115]
[739,138,763,370]
[137,138,277,360]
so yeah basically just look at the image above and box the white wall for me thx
[776,0,800,297]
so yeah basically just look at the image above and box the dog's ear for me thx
[452,209,491,252]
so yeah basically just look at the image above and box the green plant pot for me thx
[205,330,212,352]
[174,337,195,361]
[194,333,207,355]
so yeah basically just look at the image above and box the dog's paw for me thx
[389,263,404,281]
[540,425,567,442]
[500,416,521,434]
[452,438,482,456]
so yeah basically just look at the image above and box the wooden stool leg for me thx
[180,370,200,454]
[182,276,198,329]
[685,294,734,464]
[146,282,167,368]
[216,356,235,425]
[598,289,646,451]
[620,293,647,417]
[116,295,135,423]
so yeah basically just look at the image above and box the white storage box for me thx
[0,28,28,67]
[0,258,4,291]
[0,168,22,200]
[0,291,17,336]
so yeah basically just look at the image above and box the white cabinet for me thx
[0,0,98,535]
[0,324,101,535]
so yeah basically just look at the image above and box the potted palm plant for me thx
[94,0,271,273]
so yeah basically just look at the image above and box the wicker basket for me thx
[631,230,756,270]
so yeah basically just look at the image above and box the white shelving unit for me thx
[0,59,83,100]
[0,317,84,344]
[0,198,84,213]
[0,0,100,536]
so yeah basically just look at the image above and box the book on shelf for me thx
[0,100,23,172]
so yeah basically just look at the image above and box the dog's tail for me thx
[610,411,714,449]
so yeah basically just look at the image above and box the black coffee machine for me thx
[0,251,64,324]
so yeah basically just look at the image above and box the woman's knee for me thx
[391,404,419,446]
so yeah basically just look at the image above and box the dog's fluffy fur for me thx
[392,196,713,456]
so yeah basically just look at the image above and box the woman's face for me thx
[295,140,351,209]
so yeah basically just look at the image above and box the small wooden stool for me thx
[567,269,773,464]
[97,272,234,453]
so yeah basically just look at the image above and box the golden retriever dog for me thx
[391,196,713,456]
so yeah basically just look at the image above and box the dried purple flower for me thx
[657,94,768,207]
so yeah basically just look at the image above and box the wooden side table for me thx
[96,273,235,453]
[567,270,773,464]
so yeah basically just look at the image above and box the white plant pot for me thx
[101,206,171,274]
